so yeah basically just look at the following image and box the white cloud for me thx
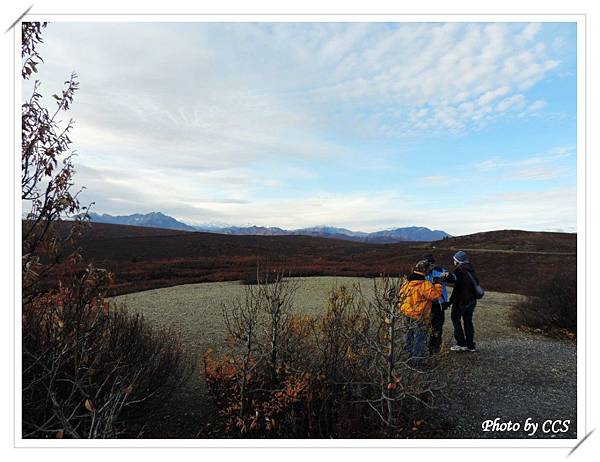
[518,99,548,117]
[27,22,574,234]
[164,186,576,235]
[506,166,571,181]
[474,146,575,181]
[478,86,511,106]
[516,23,542,44]
[496,94,526,112]
[35,22,565,150]
[302,23,561,133]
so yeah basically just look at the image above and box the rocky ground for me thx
[114,277,577,439]
[432,290,577,439]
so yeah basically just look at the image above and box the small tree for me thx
[257,270,298,384]
[211,269,301,434]
[221,283,262,423]
[22,22,89,298]
[347,276,438,432]
[21,23,191,439]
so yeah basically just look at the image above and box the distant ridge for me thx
[88,212,196,231]
[88,212,451,242]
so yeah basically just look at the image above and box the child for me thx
[420,253,450,354]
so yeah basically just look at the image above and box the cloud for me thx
[517,99,548,118]
[35,22,565,148]
[163,186,575,236]
[475,158,503,171]
[302,23,562,133]
[27,22,574,234]
[496,94,526,112]
[516,23,542,44]
[474,146,575,181]
[74,162,575,235]
[422,175,450,183]
[505,166,571,181]
[478,86,511,106]
[528,99,548,112]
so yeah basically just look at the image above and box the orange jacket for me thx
[399,272,443,320]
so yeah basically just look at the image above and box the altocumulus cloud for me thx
[27,22,576,234]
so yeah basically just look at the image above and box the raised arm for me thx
[444,270,458,284]
[422,281,443,301]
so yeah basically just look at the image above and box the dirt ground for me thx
[113,276,577,439]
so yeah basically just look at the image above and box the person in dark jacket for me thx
[445,250,479,352]
[420,253,450,354]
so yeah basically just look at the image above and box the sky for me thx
[27,22,577,235]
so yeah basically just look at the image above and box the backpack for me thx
[466,271,485,299]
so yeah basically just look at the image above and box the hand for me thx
[435,271,447,280]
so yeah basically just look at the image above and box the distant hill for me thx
[213,225,290,236]
[292,226,368,238]
[88,211,450,242]
[197,223,452,242]
[199,224,450,242]
[57,223,575,297]
[285,226,449,243]
[362,227,450,243]
[435,229,576,254]
[89,212,196,231]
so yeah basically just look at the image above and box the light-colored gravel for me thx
[113,277,577,439]
[434,290,577,439]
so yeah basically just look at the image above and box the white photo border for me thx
[13,12,586,449]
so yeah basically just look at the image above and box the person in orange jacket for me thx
[399,259,444,360]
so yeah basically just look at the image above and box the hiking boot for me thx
[450,345,468,352]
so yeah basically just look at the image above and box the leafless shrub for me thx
[220,282,262,422]
[22,268,192,438]
[347,276,440,431]
[205,273,441,437]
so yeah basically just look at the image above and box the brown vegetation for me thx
[40,222,577,297]
[511,271,577,337]
[203,273,440,438]
[21,22,190,439]
[22,268,192,438]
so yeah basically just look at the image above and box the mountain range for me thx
[88,212,198,231]
[88,212,451,242]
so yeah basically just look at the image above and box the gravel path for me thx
[433,290,577,439]
[114,277,577,439]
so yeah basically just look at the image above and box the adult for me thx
[399,259,443,361]
[446,250,480,352]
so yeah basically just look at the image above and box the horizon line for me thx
[83,210,577,236]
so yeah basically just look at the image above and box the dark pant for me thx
[429,301,445,354]
[451,301,476,349]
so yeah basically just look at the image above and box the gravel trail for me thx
[114,277,576,439]
[433,290,576,439]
